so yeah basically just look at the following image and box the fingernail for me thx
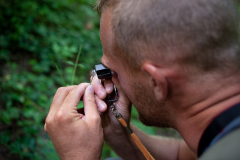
[98,103,103,111]
[106,86,111,93]
[98,101,106,111]
[97,90,105,98]
[88,85,94,93]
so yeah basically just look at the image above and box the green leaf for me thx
[64,61,75,66]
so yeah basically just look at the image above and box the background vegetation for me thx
[0,0,157,159]
[1,0,239,159]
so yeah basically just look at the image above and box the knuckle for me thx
[86,96,95,103]
[44,123,48,132]
[54,110,67,122]
[56,87,65,93]
[45,116,52,125]
[78,83,89,88]
[69,89,77,96]
[57,86,75,95]
[79,83,90,91]
[86,98,97,107]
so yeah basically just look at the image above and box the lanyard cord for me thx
[110,102,155,160]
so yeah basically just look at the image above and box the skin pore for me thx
[100,6,240,156]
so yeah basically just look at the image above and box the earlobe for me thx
[142,63,168,101]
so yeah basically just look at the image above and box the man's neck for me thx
[176,81,240,154]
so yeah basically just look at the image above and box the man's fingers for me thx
[83,85,101,124]
[61,83,89,110]
[95,95,107,113]
[47,85,77,121]
[91,76,107,99]
[104,79,114,94]
[50,86,77,110]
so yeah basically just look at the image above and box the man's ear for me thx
[142,63,168,101]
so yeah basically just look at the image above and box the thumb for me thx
[83,85,100,123]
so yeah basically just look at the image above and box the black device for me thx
[95,64,112,79]
[94,63,118,104]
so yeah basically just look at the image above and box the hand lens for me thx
[91,64,118,104]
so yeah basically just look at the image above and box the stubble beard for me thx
[131,81,173,128]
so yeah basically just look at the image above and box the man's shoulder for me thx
[199,127,240,160]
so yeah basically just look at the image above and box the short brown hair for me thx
[96,0,119,13]
[97,0,240,73]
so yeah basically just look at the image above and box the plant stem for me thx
[71,45,83,85]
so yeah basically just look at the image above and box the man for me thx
[44,0,240,159]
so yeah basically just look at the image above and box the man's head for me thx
[98,0,239,72]
[98,0,240,127]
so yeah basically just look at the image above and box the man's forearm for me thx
[105,125,146,160]
[105,124,181,160]
[131,125,181,160]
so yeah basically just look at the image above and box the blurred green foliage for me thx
[0,0,156,159]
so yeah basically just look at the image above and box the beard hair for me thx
[132,81,173,128]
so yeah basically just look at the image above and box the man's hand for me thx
[91,73,132,140]
[44,83,103,160]
[92,73,148,159]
